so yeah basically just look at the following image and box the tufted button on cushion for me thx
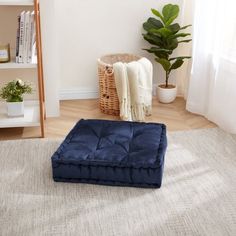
[51,119,167,188]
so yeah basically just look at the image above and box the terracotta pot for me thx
[157,84,177,103]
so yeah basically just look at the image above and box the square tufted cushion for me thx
[51,119,167,188]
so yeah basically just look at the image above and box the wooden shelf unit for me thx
[0,0,33,6]
[0,61,37,69]
[0,0,45,137]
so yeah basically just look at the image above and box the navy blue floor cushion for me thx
[51,119,167,188]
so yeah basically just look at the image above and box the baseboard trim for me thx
[59,88,99,100]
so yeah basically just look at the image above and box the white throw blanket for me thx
[113,57,153,121]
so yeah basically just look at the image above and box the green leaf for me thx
[144,47,172,53]
[151,8,164,22]
[169,33,191,39]
[143,33,163,47]
[143,17,164,32]
[154,51,169,59]
[180,24,192,30]
[167,23,180,33]
[155,58,171,71]
[162,4,179,26]
[143,22,152,32]
[144,47,172,58]
[143,47,171,59]
[166,38,178,50]
[150,28,172,38]
[178,39,192,43]
[169,56,191,61]
[148,17,164,28]
[166,15,179,26]
[170,59,184,70]
[148,29,162,37]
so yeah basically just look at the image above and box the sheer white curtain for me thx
[187,0,236,133]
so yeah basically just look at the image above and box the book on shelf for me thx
[18,11,25,63]
[30,11,37,64]
[23,11,30,63]
[28,11,35,63]
[16,11,37,64]
[15,15,20,63]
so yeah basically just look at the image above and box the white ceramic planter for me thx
[157,85,177,103]
[7,102,24,117]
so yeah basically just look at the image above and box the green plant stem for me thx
[165,71,169,88]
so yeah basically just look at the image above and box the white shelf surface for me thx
[0,61,37,69]
[0,100,40,128]
[0,0,33,5]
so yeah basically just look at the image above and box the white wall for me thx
[53,0,188,100]
[40,0,60,116]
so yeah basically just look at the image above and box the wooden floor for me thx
[0,98,216,140]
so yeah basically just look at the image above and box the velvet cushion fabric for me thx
[51,119,167,188]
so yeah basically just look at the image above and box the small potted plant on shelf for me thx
[0,79,32,117]
[142,3,192,103]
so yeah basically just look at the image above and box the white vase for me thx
[157,84,177,103]
[7,101,24,117]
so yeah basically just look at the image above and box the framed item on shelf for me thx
[0,43,10,63]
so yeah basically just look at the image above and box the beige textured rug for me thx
[0,128,236,236]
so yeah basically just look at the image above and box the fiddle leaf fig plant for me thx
[142,4,192,88]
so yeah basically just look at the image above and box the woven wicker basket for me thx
[97,53,141,115]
